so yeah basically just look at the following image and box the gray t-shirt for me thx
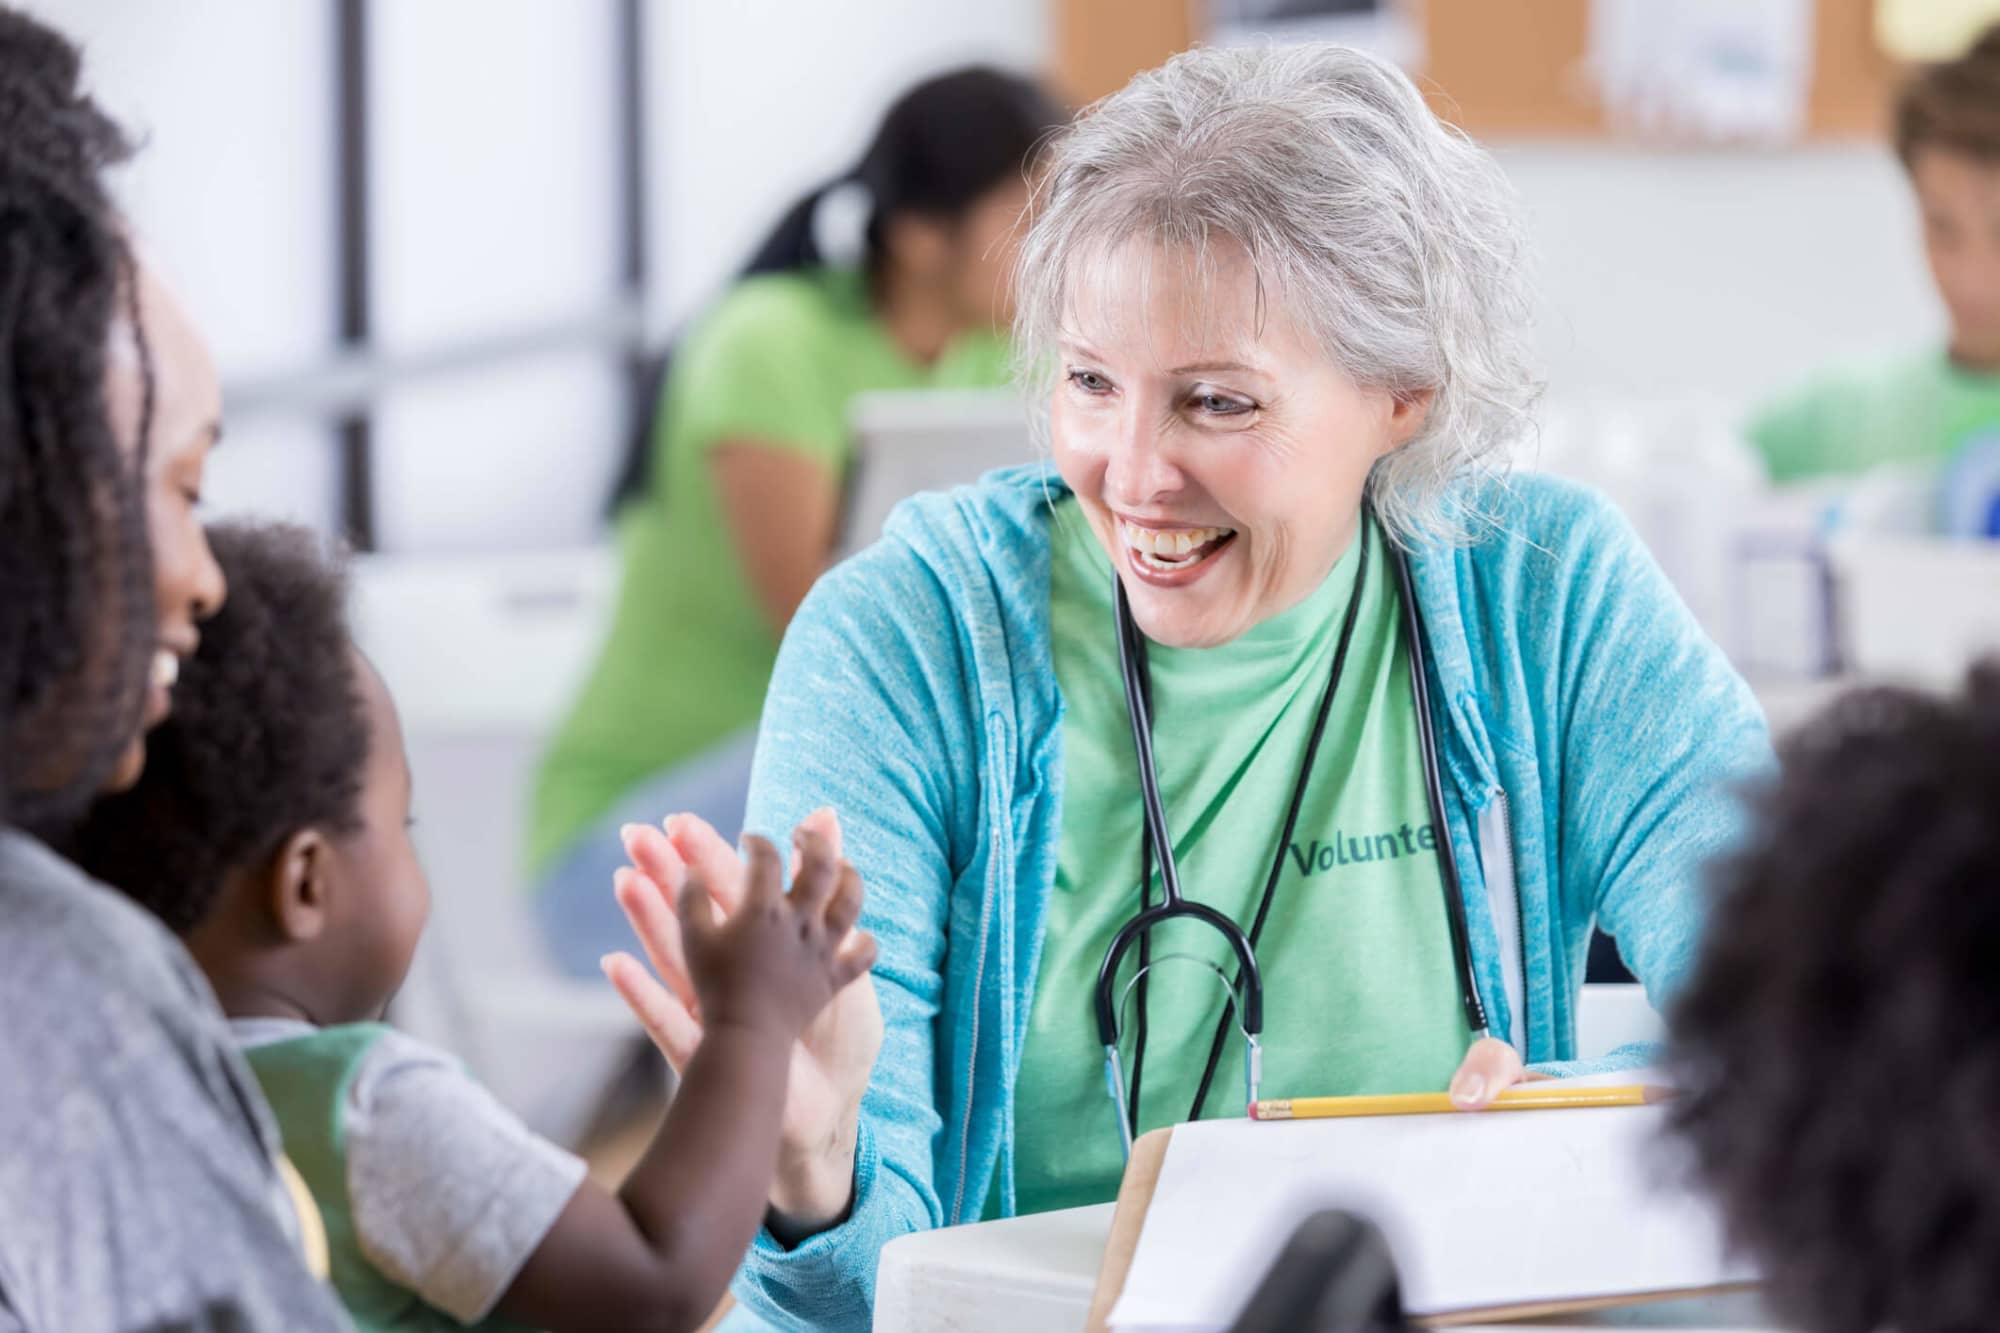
[0,830,351,1333]
[232,1019,585,1325]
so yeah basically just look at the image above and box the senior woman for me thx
[607,42,1769,1331]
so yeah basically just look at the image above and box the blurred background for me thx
[33,0,2000,1144]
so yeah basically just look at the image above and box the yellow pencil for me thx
[1248,1084,1671,1121]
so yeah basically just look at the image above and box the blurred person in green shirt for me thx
[1751,28,2000,496]
[531,68,1066,975]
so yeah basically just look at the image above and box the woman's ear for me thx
[1387,387,1436,446]
[267,828,332,944]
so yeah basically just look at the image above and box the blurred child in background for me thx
[1750,25,2000,534]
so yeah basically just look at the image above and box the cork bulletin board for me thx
[1053,0,1898,140]
[1420,0,1895,138]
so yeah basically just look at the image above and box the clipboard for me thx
[1084,1126,1757,1331]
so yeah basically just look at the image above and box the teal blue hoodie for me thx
[728,465,1770,1331]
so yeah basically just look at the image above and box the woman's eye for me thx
[1066,368,1112,394]
[1193,391,1252,416]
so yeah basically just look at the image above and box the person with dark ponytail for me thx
[530,66,1066,974]
[1749,23,2000,506]
[0,7,348,1327]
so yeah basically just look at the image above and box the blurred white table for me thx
[872,1204,1777,1332]
[874,1203,1112,1331]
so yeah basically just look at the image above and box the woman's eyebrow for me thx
[1169,359,1263,376]
[1058,338,1269,378]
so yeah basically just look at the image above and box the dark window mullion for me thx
[335,0,375,550]
[617,0,654,515]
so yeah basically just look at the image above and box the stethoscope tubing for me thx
[1093,505,1492,1155]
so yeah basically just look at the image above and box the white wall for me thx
[35,0,344,532]
[644,0,1049,334]
[40,0,336,381]
[366,0,626,553]
[370,2,622,356]
[1496,142,1938,414]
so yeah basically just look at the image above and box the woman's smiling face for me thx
[102,258,227,792]
[1051,237,1429,649]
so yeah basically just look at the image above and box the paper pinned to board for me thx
[1587,0,1815,143]
[1106,1079,1752,1331]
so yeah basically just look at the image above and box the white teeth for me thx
[151,650,179,690]
[1112,520,1232,564]
[1119,520,1235,561]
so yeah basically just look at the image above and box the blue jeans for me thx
[531,728,760,979]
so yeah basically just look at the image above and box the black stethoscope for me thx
[1093,506,1490,1158]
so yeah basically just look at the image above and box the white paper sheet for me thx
[1107,1089,1751,1331]
[1587,0,1814,144]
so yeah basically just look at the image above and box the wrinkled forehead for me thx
[1056,231,1305,372]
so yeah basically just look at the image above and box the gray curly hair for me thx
[1012,42,1540,543]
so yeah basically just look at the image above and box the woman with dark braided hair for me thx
[0,7,348,1329]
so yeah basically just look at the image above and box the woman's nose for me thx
[186,526,227,622]
[1102,409,1181,506]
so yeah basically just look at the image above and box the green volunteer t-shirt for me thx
[529,267,1012,874]
[1748,349,2000,485]
[1006,500,1473,1218]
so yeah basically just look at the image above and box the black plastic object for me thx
[1226,1209,1410,1333]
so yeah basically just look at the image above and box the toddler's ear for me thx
[268,828,331,944]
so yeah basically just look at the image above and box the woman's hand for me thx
[1446,1035,1546,1108]
[675,828,876,1044]
[600,809,884,1242]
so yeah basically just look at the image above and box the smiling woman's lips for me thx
[1124,529,1239,588]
